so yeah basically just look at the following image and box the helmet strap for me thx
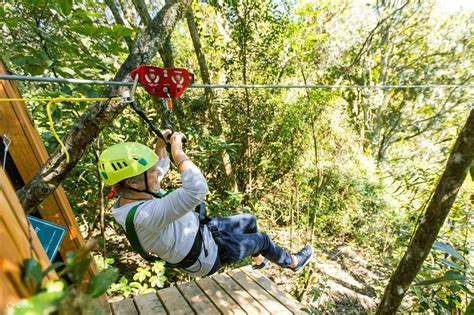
[143,171,157,196]
[121,170,157,197]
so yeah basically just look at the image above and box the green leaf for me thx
[149,275,166,288]
[25,65,45,76]
[110,25,135,37]
[70,24,99,37]
[58,67,76,76]
[414,270,468,287]
[8,291,65,315]
[143,288,156,294]
[119,277,128,284]
[22,259,43,289]
[12,56,29,67]
[86,267,119,298]
[151,261,166,274]
[2,50,11,66]
[459,284,473,295]
[432,242,466,263]
[129,282,143,290]
[438,258,464,271]
[65,251,76,265]
[466,298,474,315]
[109,282,128,292]
[64,256,91,283]
[42,262,64,278]
[45,280,65,293]
[133,267,151,282]
[58,0,73,15]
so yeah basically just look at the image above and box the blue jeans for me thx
[207,214,293,275]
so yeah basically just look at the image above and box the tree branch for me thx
[104,0,134,49]
[349,0,410,68]
[132,0,152,26]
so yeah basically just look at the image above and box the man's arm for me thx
[142,132,208,230]
[169,132,195,173]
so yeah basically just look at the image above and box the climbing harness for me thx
[123,195,229,270]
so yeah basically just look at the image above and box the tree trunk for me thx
[376,108,474,314]
[131,0,174,69]
[186,6,238,191]
[16,0,192,213]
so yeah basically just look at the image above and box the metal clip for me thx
[122,74,140,103]
[2,134,11,170]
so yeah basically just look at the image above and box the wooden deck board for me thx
[157,286,194,315]
[195,277,246,315]
[213,272,270,315]
[228,269,292,315]
[110,298,138,315]
[241,266,307,314]
[177,281,220,314]
[134,292,166,315]
[109,268,306,314]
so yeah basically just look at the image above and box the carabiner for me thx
[2,134,11,170]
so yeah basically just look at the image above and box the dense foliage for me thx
[1,0,472,312]
[8,240,118,315]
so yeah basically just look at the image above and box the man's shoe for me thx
[291,245,313,273]
[252,257,270,270]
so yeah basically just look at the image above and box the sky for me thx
[436,0,474,12]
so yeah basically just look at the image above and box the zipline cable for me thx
[190,83,474,89]
[0,74,472,89]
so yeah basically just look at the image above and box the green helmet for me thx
[98,142,159,186]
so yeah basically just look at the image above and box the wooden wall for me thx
[0,170,58,312]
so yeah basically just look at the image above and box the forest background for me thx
[1,0,473,313]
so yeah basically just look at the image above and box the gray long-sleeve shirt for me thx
[112,156,217,276]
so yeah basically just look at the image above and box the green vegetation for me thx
[1,0,472,313]
[8,240,118,315]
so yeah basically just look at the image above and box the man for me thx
[98,131,313,277]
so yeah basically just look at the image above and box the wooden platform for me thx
[110,266,307,314]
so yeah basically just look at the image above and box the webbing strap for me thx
[129,101,170,152]
[125,203,161,262]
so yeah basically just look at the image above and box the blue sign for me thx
[27,215,66,262]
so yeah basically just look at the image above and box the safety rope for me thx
[0,74,473,89]
[0,97,122,163]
